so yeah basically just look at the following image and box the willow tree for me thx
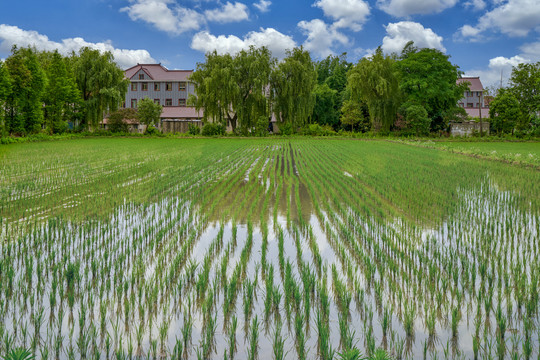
[73,47,128,130]
[347,47,401,131]
[271,47,317,131]
[0,60,11,136]
[190,46,273,133]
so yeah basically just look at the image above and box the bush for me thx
[279,122,294,135]
[188,124,201,135]
[405,105,430,136]
[144,125,161,135]
[303,124,336,136]
[255,116,269,137]
[201,123,226,136]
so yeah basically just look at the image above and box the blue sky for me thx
[1,0,540,88]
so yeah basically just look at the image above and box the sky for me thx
[1,0,540,89]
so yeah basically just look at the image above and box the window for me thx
[178,99,186,107]
[179,82,186,91]
[131,83,137,91]
[142,83,148,91]
[165,99,172,106]
[154,99,160,105]
[139,73,144,80]
[154,83,160,91]
[166,82,172,91]
[131,99,137,108]
[467,103,473,108]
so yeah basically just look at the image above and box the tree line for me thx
[489,63,540,135]
[190,42,474,136]
[0,46,128,136]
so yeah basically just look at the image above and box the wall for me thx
[450,121,490,136]
[162,120,202,133]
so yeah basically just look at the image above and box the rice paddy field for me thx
[0,137,539,360]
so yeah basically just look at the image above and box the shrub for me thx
[405,105,430,136]
[201,123,226,136]
[188,124,201,135]
[255,116,269,137]
[145,125,161,135]
[303,124,336,136]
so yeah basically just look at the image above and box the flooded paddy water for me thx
[0,138,539,359]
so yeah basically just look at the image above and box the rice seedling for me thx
[0,138,538,358]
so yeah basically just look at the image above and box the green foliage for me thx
[201,123,226,136]
[397,43,465,131]
[509,62,540,117]
[108,108,137,133]
[5,46,46,135]
[312,83,339,128]
[313,53,352,128]
[255,116,269,137]
[137,97,162,126]
[347,47,401,131]
[2,348,35,360]
[42,51,80,134]
[405,104,430,136]
[188,124,201,135]
[191,46,274,132]
[0,60,12,136]
[73,47,128,130]
[302,123,336,136]
[490,89,522,134]
[340,99,370,132]
[271,47,317,132]
[144,125,161,135]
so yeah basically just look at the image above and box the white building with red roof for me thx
[456,77,490,119]
[121,63,203,132]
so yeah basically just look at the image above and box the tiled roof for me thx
[464,107,490,118]
[125,64,193,82]
[161,107,202,119]
[457,77,484,91]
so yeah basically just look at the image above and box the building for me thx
[122,63,203,132]
[451,77,490,136]
[456,77,490,119]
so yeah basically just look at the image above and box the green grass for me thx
[0,137,539,359]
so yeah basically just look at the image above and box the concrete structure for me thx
[123,64,203,132]
[450,120,490,136]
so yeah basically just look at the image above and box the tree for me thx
[312,84,339,127]
[396,43,465,132]
[347,47,401,131]
[190,46,274,133]
[108,108,137,133]
[0,60,12,136]
[489,89,522,134]
[4,47,46,135]
[404,104,430,136]
[137,97,162,126]
[340,99,370,132]
[42,51,80,133]
[73,47,128,130]
[271,47,317,131]
[509,62,540,117]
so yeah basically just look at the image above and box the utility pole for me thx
[478,92,483,136]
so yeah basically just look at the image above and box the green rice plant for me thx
[402,302,416,339]
[272,321,286,360]
[451,306,461,338]
[248,316,259,360]
[228,316,238,360]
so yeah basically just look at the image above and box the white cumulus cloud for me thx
[381,21,445,54]
[253,0,271,12]
[204,2,249,23]
[0,24,155,69]
[191,28,296,59]
[298,19,349,58]
[458,0,540,40]
[377,0,458,17]
[313,0,370,31]
[121,0,204,35]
